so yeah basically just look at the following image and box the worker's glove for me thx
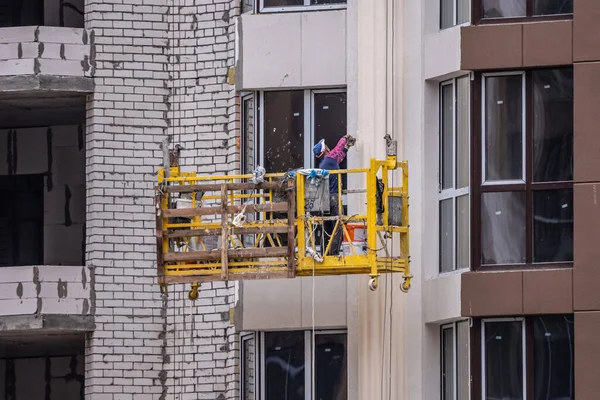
[345,135,356,148]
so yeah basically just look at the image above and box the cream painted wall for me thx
[237,10,346,90]
[239,276,348,331]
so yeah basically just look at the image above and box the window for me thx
[241,330,348,400]
[242,0,254,13]
[251,89,347,174]
[242,334,258,400]
[441,321,470,400]
[481,315,574,400]
[476,68,573,269]
[439,77,470,273]
[478,0,572,21]
[241,94,257,174]
[440,0,470,29]
[0,175,44,267]
[260,0,345,12]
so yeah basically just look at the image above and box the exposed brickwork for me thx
[84,0,240,397]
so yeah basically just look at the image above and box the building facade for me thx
[0,0,596,399]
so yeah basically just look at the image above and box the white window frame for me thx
[440,0,471,30]
[439,77,470,274]
[481,318,526,400]
[257,88,347,171]
[259,0,346,14]
[481,71,527,186]
[241,332,259,400]
[441,321,471,400]
[241,93,255,174]
[257,329,347,400]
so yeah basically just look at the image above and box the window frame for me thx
[257,88,347,171]
[481,71,527,186]
[259,0,346,14]
[255,329,347,400]
[472,0,573,25]
[481,318,527,400]
[441,321,471,400]
[440,0,471,30]
[439,76,471,274]
[472,69,574,271]
[475,315,575,400]
[241,332,259,400]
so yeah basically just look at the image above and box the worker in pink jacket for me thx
[313,134,356,255]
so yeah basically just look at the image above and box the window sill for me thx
[259,4,346,14]
[475,14,572,25]
[475,262,573,272]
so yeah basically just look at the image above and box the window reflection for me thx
[315,334,347,400]
[533,189,573,262]
[533,69,573,182]
[481,192,526,265]
[533,315,574,400]
[484,75,524,182]
[484,320,524,400]
[264,331,305,400]
[263,91,305,173]
[483,0,526,18]
[534,0,573,15]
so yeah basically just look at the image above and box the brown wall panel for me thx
[575,311,600,398]
[461,25,523,70]
[574,63,600,182]
[574,0,600,62]
[523,269,573,314]
[461,271,523,317]
[573,183,600,310]
[523,21,573,67]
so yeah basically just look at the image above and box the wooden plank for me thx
[163,247,289,262]
[162,202,288,218]
[165,225,289,238]
[164,181,283,193]
[221,184,229,281]
[158,270,291,284]
[155,192,165,276]
[287,180,296,278]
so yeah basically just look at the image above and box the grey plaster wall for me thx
[0,266,92,317]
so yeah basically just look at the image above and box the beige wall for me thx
[239,276,348,331]
[236,10,346,90]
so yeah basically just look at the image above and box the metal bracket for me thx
[384,134,397,157]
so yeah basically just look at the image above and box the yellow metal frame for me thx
[155,156,411,292]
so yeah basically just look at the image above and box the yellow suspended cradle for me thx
[155,136,411,294]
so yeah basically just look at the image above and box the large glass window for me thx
[439,77,470,273]
[264,331,306,400]
[441,321,470,400]
[440,0,470,29]
[480,0,572,20]
[476,69,573,269]
[255,89,347,174]
[242,330,348,400]
[532,315,574,399]
[483,319,525,400]
[481,316,574,400]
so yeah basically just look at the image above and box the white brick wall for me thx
[84,0,241,398]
